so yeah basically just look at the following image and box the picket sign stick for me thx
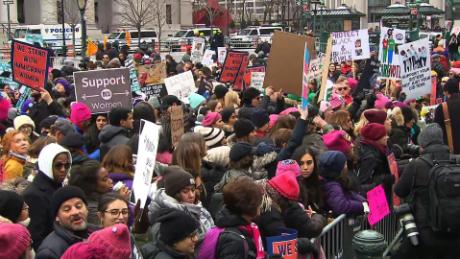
[385,78,390,97]
[318,36,333,103]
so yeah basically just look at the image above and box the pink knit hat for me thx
[347,78,358,90]
[61,242,107,259]
[323,130,353,154]
[70,102,92,129]
[374,93,391,109]
[280,107,298,116]
[269,114,279,129]
[86,224,131,259]
[0,223,31,259]
[276,159,301,177]
[201,112,222,127]
[268,173,300,200]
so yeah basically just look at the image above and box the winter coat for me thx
[201,160,226,208]
[214,208,258,259]
[98,124,130,158]
[142,237,192,259]
[23,144,71,250]
[322,179,365,217]
[35,223,92,259]
[434,94,460,154]
[259,95,286,115]
[389,125,411,157]
[109,172,134,190]
[214,168,252,192]
[2,156,26,181]
[277,118,307,161]
[29,100,66,132]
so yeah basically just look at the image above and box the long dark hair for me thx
[85,113,107,154]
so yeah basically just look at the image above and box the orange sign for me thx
[11,40,50,90]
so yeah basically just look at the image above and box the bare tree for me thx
[262,0,277,23]
[151,0,168,41]
[115,0,156,46]
[63,0,81,47]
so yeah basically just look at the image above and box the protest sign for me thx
[219,51,248,84]
[201,49,215,67]
[302,42,311,109]
[244,66,265,86]
[307,56,323,82]
[250,72,265,90]
[74,68,132,114]
[164,71,197,104]
[191,37,205,62]
[264,32,316,95]
[140,84,167,100]
[0,62,20,89]
[11,40,50,90]
[15,86,32,110]
[399,38,431,100]
[233,54,249,91]
[217,47,227,64]
[318,37,333,102]
[367,184,390,226]
[170,106,184,147]
[133,121,158,187]
[266,228,298,259]
[379,27,405,79]
[331,29,370,63]
[137,62,167,86]
[133,120,160,208]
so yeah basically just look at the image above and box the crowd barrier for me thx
[312,212,400,259]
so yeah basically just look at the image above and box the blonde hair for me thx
[390,107,404,127]
[224,91,240,108]
[354,112,369,137]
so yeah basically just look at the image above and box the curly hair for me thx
[223,176,263,217]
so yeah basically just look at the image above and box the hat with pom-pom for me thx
[86,224,131,259]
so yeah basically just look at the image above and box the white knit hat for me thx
[194,126,225,148]
[13,115,35,130]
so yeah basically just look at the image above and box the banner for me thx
[367,184,390,226]
[137,62,167,86]
[399,38,431,100]
[191,37,205,62]
[219,51,248,85]
[11,40,50,90]
[140,84,167,100]
[170,106,184,147]
[164,71,197,104]
[74,68,132,113]
[217,47,227,64]
[331,29,370,63]
[250,72,265,90]
[379,27,405,79]
[266,228,298,259]
[201,49,215,67]
[133,120,160,208]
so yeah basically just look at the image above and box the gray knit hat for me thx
[418,123,444,148]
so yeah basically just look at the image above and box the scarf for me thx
[239,223,265,259]
[360,138,388,155]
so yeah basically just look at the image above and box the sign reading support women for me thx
[379,27,405,79]
[331,29,370,63]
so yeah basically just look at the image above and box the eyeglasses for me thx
[53,162,71,170]
[104,209,129,217]
[300,160,314,166]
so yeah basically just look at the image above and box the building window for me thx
[166,4,172,24]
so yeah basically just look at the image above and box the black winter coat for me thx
[29,100,66,132]
[35,223,89,259]
[214,208,258,259]
[434,95,460,154]
[23,172,62,250]
[142,236,192,259]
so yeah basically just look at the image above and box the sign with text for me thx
[233,54,249,90]
[331,29,370,63]
[219,51,248,85]
[217,47,227,64]
[250,72,265,90]
[399,38,431,100]
[140,84,167,100]
[11,40,50,90]
[201,49,215,67]
[133,120,160,208]
[137,62,167,86]
[367,184,390,226]
[244,66,265,86]
[170,106,184,147]
[191,37,205,63]
[164,71,197,104]
[379,27,405,79]
[266,228,298,259]
[74,68,132,114]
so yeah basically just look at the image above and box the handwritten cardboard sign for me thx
[170,105,184,147]
[217,47,227,64]
[137,62,167,86]
[244,66,265,86]
[140,84,167,100]
[164,71,197,104]
[331,29,370,63]
[250,72,265,90]
[133,120,160,208]
[367,184,390,226]
[11,40,50,90]
[201,49,215,67]
[219,51,248,85]
[191,37,205,63]
[266,228,298,259]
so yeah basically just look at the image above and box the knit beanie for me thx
[214,84,229,99]
[329,97,344,110]
[276,159,301,177]
[0,190,24,222]
[164,167,195,197]
[374,93,391,109]
[268,173,300,200]
[348,78,358,90]
[0,223,31,259]
[0,96,12,122]
[70,102,92,129]
[55,78,71,92]
[155,208,199,246]
[360,123,387,141]
[279,107,298,116]
[51,186,88,218]
[233,119,255,138]
[418,123,444,148]
[318,151,347,179]
[220,107,235,123]
[242,87,261,106]
[13,115,35,130]
[85,224,131,259]
[188,93,206,110]
[363,109,387,125]
[194,126,225,148]
[59,132,85,149]
[400,106,414,123]
[323,130,353,154]
[201,112,222,127]
[39,115,59,130]
[251,109,269,128]
[229,142,254,162]
[61,242,106,259]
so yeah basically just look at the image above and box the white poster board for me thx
[331,29,370,63]
[202,49,215,67]
[217,47,227,64]
[399,38,432,100]
[378,27,406,79]
[133,120,160,208]
[250,72,265,90]
[191,37,205,63]
[307,57,323,82]
[164,71,197,104]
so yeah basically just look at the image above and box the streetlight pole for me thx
[3,0,13,41]
[77,0,88,57]
[61,0,66,55]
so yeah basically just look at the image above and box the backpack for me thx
[419,156,460,233]
[198,226,249,259]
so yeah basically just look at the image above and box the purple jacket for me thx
[109,172,133,190]
[322,180,365,217]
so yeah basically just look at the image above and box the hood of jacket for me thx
[421,144,451,160]
[148,189,201,224]
[98,124,128,143]
[37,143,72,181]
[215,207,249,228]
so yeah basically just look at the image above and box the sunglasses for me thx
[53,162,71,170]
[300,160,314,166]
[337,87,348,91]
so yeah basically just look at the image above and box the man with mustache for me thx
[35,186,95,259]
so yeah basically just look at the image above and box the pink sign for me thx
[367,184,390,226]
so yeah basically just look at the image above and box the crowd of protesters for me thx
[0,29,460,259]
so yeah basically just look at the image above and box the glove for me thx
[297,238,318,257]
